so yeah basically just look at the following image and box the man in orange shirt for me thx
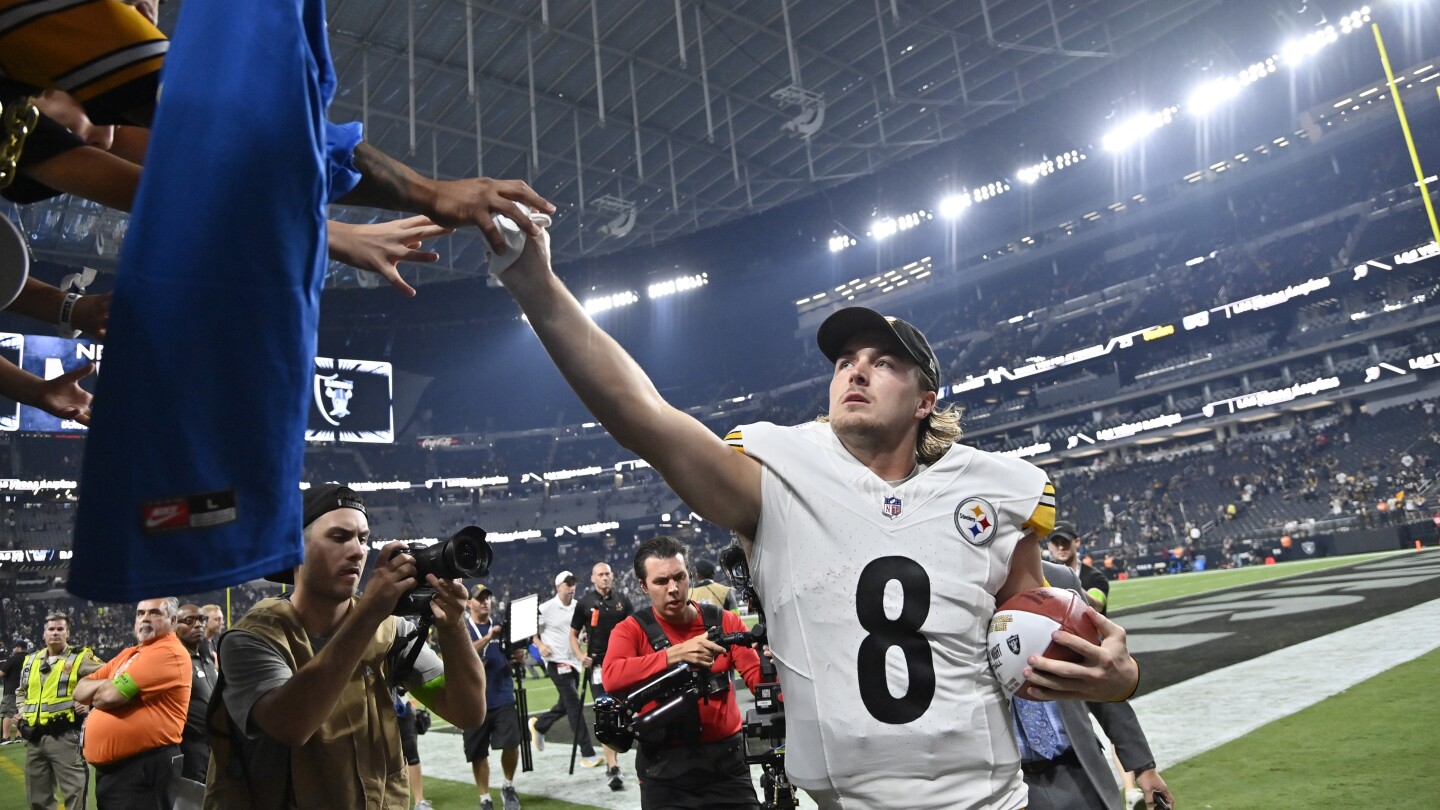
[75,597,191,809]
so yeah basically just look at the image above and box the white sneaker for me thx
[1126,787,1145,810]
[414,800,434,810]
[527,716,544,752]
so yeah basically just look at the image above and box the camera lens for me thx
[455,539,478,569]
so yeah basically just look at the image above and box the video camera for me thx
[388,526,492,616]
[592,624,762,753]
[719,544,795,810]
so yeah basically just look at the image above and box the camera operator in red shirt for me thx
[603,535,764,809]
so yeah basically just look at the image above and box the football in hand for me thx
[987,587,1101,700]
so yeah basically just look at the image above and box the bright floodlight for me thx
[1188,77,1241,116]
[872,218,898,240]
[1101,107,1176,152]
[939,195,970,218]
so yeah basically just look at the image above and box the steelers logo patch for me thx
[954,497,998,546]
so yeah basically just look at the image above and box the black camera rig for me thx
[718,544,796,810]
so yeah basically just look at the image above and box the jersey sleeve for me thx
[724,427,746,454]
[1022,479,1057,539]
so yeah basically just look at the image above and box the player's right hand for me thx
[666,634,726,668]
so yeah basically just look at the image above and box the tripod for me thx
[567,659,600,775]
[511,659,533,773]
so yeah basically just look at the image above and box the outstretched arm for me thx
[339,143,555,256]
[326,217,455,297]
[0,360,94,424]
[495,230,762,537]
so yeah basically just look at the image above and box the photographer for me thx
[205,484,487,809]
[603,536,763,810]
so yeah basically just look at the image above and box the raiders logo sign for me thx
[954,497,998,546]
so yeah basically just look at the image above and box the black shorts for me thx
[398,709,420,766]
[636,733,759,810]
[462,704,523,761]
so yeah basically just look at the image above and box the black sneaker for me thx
[607,766,624,791]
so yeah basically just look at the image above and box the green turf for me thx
[1163,646,1440,808]
[416,775,604,810]
[1107,550,1410,612]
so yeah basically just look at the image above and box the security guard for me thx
[17,612,100,810]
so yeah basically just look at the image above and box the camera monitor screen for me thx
[507,593,539,648]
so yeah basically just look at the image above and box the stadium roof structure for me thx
[13,0,1221,287]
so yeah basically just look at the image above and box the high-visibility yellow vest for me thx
[19,646,95,727]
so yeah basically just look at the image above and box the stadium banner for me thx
[305,357,395,444]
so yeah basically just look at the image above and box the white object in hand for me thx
[488,203,553,276]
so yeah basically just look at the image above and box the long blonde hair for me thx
[815,401,964,466]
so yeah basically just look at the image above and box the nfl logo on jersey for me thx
[882,495,903,519]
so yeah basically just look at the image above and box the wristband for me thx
[1116,655,1141,702]
[111,672,140,700]
[57,292,81,338]
[1131,760,1156,775]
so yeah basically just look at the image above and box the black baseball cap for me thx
[817,307,941,392]
[470,583,494,600]
[267,484,368,584]
[1048,521,1079,543]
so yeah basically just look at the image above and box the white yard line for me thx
[1129,596,1440,767]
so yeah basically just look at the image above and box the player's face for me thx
[176,607,205,647]
[828,332,934,448]
[1048,537,1076,564]
[43,620,69,653]
[299,509,371,602]
[642,555,690,622]
[134,599,174,644]
[592,563,613,593]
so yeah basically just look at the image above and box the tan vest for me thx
[689,580,733,609]
[203,598,408,810]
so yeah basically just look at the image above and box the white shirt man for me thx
[528,571,599,763]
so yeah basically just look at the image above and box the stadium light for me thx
[1017,150,1085,184]
[647,272,708,300]
[829,234,857,252]
[1101,107,1177,152]
[871,218,898,240]
[939,194,972,218]
[582,290,639,314]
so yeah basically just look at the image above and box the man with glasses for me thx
[16,613,100,810]
[176,604,218,781]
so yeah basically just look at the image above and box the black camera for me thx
[390,526,492,615]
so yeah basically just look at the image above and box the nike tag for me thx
[140,490,238,534]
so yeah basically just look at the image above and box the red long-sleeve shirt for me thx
[602,603,762,743]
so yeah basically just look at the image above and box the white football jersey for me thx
[728,421,1056,810]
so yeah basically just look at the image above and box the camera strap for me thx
[634,602,726,657]
[388,614,434,688]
